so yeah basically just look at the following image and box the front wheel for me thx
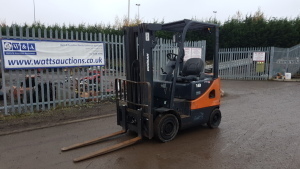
[207,109,222,129]
[154,114,179,143]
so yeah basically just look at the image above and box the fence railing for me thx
[1,26,298,115]
[270,45,300,78]
[0,26,126,115]
[218,47,271,80]
[218,45,300,80]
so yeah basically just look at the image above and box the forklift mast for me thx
[123,24,161,109]
[116,24,162,139]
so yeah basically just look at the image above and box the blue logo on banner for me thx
[28,43,36,50]
[12,43,21,50]
[3,41,37,55]
[3,42,12,50]
[21,43,28,50]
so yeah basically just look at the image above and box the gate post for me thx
[286,48,290,73]
[246,50,251,79]
[0,43,8,115]
[268,47,275,80]
[229,51,233,79]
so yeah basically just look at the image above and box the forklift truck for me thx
[61,19,221,162]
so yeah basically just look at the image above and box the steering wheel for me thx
[167,53,178,61]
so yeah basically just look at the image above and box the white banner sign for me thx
[253,52,265,62]
[1,39,105,69]
[184,47,202,61]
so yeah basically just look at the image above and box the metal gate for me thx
[219,47,271,80]
[270,45,300,78]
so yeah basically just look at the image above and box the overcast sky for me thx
[0,0,300,26]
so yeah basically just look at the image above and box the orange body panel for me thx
[190,78,221,110]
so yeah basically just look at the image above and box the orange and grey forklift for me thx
[61,19,221,162]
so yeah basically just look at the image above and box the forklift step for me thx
[73,136,142,162]
[61,130,126,151]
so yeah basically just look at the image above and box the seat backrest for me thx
[181,58,204,76]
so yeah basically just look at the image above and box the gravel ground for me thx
[0,100,116,135]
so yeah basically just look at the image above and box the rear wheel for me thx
[207,109,222,129]
[154,114,179,142]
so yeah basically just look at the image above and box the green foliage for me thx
[0,21,123,39]
[220,11,300,48]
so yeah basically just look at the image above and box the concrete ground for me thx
[0,80,300,169]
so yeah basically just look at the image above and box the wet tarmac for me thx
[0,80,300,169]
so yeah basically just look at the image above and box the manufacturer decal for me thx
[146,53,150,71]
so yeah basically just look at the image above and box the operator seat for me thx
[177,58,205,82]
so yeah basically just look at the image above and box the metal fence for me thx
[0,26,127,115]
[270,45,300,78]
[0,26,205,115]
[218,45,300,80]
[1,26,298,115]
[219,47,271,80]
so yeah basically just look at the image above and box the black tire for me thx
[207,109,222,129]
[154,114,179,143]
